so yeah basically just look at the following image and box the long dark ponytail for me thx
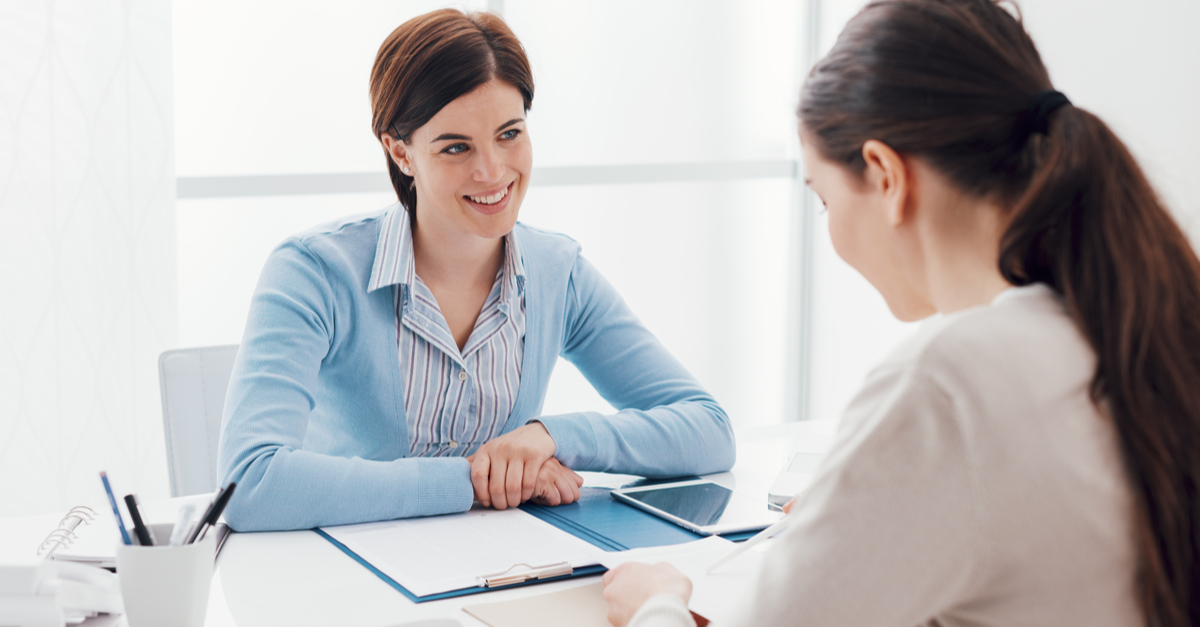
[800,1,1200,624]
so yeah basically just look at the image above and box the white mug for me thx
[116,523,213,627]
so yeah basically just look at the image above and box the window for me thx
[174,0,817,426]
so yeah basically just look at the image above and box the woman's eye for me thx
[499,129,521,141]
[443,143,468,155]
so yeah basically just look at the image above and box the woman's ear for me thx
[381,134,413,174]
[861,140,910,227]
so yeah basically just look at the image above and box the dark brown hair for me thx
[369,9,533,216]
[800,0,1200,624]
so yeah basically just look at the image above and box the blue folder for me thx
[523,486,714,551]
[316,481,757,602]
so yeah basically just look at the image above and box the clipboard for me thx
[314,506,610,603]
[315,484,757,603]
[314,529,607,603]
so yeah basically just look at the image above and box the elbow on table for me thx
[221,492,261,533]
[219,473,278,533]
[218,450,289,533]
[698,399,737,474]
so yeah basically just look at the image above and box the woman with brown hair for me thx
[215,9,734,532]
[604,0,1200,625]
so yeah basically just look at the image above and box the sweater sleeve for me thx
[629,594,697,627]
[217,239,473,532]
[721,366,981,626]
[535,255,735,476]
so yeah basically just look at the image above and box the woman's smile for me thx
[463,180,516,216]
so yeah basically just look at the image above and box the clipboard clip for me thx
[478,561,573,588]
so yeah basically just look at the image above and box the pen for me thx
[186,482,236,545]
[168,502,199,546]
[99,471,132,546]
[705,515,793,574]
[123,494,155,546]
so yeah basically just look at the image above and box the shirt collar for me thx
[367,205,526,300]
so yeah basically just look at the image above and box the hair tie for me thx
[1025,90,1071,136]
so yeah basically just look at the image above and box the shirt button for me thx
[448,440,459,448]
[458,371,468,381]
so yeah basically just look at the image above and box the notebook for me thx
[4,500,231,570]
[35,506,121,569]
[463,582,612,627]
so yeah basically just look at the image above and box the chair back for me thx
[158,344,239,497]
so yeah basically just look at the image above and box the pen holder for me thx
[116,523,213,627]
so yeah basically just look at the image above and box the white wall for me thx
[807,0,1200,424]
[174,0,807,427]
[0,1,177,516]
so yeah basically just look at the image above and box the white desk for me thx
[200,420,836,627]
[0,421,835,626]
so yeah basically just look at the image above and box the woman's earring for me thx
[402,166,410,174]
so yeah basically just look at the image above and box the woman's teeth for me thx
[467,185,508,205]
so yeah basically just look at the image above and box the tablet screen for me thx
[618,482,779,531]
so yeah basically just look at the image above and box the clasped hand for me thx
[468,422,583,509]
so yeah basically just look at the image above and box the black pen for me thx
[124,494,156,546]
[187,482,236,544]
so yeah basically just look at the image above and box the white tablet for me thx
[610,479,784,535]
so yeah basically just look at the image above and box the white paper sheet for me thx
[321,506,605,597]
[599,535,772,623]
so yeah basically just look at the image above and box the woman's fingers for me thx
[537,464,564,506]
[489,456,510,509]
[503,459,524,510]
[471,422,559,510]
[550,468,573,505]
[602,562,693,627]
[521,456,539,503]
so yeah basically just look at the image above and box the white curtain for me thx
[0,1,176,516]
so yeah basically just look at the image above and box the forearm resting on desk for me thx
[219,447,474,531]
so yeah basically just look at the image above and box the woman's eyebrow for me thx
[431,119,523,143]
[495,118,523,132]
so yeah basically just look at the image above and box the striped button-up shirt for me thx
[367,208,526,458]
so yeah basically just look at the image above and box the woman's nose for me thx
[473,145,504,183]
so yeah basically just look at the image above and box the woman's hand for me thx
[529,457,584,506]
[602,562,693,627]
[469,421,557,509]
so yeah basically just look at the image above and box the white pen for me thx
[705,515,793,574]
[168,502,199,547]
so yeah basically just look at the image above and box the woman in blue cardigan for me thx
[216,9,735,532]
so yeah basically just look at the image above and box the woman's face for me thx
[389,79,532,241]
[800,133,933,321]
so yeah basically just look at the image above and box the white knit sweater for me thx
[629,284,1139,627]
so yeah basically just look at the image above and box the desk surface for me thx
[0,421,836,627]
[203,420,836,627]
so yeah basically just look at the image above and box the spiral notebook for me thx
[8,501,231,569]
[36,505,121,568]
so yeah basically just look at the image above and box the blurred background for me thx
[1,0,1197,516]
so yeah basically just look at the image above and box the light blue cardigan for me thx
[218,208,736,531]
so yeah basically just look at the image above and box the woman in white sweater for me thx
[602,0,1200,625]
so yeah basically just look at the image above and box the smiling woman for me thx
[215,8,736,532]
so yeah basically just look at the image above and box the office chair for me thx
[158,344,239,497]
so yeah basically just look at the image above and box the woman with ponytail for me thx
[603,0,1200,625]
